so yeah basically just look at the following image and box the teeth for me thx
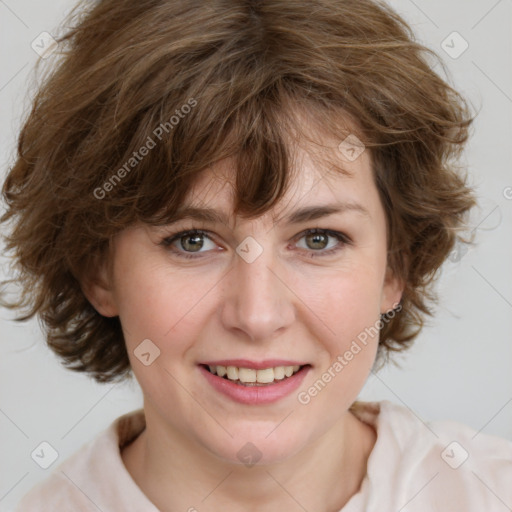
[238,368,256,383]
[256,368,274,384]
[207,364,303,383]
[226,366,238,380]
[273,366,285,380]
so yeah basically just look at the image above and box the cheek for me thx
[293,279,381,440]
[113,261,212,413]
[112,255,221,364]
[292,262,383,410]
[297,260,384,348]
[112,256,181,345]
[295,270,382,413]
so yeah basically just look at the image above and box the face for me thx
[87,129,402,466]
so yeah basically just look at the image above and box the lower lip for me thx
[199,365,310,405]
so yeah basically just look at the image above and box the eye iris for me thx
[306,232,328,250]
[181,233,204,252]
[174,230,335,254]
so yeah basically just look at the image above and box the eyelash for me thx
[159,228,352,260]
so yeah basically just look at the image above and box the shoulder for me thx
[362,401,512,512]
[15,409,148,512]
[15,432,111,512]
[354,400,512,511]
[15,470,95,511]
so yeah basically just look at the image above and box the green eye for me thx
[160,228,351,260]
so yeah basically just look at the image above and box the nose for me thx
[220,242,295,343]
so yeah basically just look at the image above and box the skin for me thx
[84,125,403,512]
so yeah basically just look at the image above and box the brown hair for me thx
[1,0,476,382]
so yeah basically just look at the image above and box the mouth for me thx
[198,360,311,404]
[200,363,308,386]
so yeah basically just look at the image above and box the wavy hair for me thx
[1,0,476,382]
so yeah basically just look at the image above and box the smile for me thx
[199,361,311,404]
[204,364,303,386]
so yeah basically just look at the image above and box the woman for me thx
[2,0,511,510]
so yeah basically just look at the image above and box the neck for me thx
[122,405,376,512]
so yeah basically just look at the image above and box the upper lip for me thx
[200,359,309,370]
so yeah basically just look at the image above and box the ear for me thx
[80,255,119,318]
[380,266,404,315]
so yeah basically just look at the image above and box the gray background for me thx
[1,0,511,510]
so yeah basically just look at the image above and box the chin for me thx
[203,427,308,467]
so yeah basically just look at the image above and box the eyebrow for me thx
[168,202,370,226]
[280,202,370,224]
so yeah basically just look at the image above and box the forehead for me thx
[178,133,379,226]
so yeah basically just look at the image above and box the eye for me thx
[294,228,351,258]
[160,229,218,259]
[160,228,351,260]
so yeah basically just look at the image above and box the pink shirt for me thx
[15,400,512,511]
